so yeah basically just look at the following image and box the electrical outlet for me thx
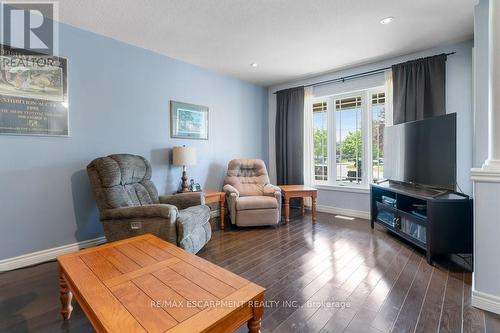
[130,222,142,230]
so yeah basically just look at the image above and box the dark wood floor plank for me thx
[304,262,385,332]
[308,234,405,333]
[343,246,414,332]
[262,241,369,330]
[266,224,403,333]
[262,229,359,302]
[249,226,354,291]
[463,273,486,333]
[228,223,326,276]
[414,267,448,333]
[270,236,359,296]
[278,250,387,333]
[213,221,309,268]
[202,211,312,263]
[319,244,405,333]
[389,257,433,333]
[439,272,464,333]
[273,282,351,333]
[485,311,500,333]
[0,261,63,331]
[196,228,262,260]
[1,213,499,333]
[370,252,422,332]
[248,232,349,287]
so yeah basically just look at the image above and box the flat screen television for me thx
[383,113,457,191]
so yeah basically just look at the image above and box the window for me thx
[312,88,386,188]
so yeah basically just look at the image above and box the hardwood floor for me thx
[1,211,499,333]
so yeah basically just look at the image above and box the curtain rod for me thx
[273,51,456,94]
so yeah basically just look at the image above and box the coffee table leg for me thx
[300,198,305,216]
[220,194,225,231]
[59,267,73,320]
[284,196,290,224]
[312,195,317,223]
[247,295,264,333]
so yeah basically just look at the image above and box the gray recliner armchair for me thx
[223,159,281,227]
[87,154,211,253]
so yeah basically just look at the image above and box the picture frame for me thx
[0,44,69,137]
[170,100,209,140]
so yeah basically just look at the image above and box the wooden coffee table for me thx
[57,234,265,333]
[279,185,318,225]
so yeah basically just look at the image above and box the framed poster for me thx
[0,44,68,136]
[170,100,209,140]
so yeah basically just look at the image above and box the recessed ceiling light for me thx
[380,17,394,25]
[250,63,258,68]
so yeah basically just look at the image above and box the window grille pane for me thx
[372,92,386,105]
[372,100,386,181]
[313,101,327,112]
[336,96,363,184]
[313,101,328,181]
[336,96,362,110]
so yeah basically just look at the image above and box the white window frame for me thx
[312,85,385,191]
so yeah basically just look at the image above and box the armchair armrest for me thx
[223,184,240,197]
[101,204,177,220]
[263,184,281,217]
[159,192,204,210]
[223,184,239,225]
[264,184,281,196]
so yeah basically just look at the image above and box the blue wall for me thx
[0,24,268,260]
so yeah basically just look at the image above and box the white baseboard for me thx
[316,204,370,220]
[472,289,500,315]
[0,236,106,272]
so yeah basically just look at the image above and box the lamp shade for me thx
[172,146,197,166]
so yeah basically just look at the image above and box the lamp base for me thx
[180,167,189,192]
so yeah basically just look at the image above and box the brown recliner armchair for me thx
[223,159,281,227]
[86,154,211,253]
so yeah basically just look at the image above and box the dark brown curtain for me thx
[392,54,447,124]
[276,86,304,186]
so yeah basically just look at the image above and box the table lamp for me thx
[173,145,197,192]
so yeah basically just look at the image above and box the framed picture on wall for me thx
[170,100,209,140]
[0,44,69,136]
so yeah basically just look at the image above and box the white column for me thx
[471,0,500,315]
[484,0,500,169]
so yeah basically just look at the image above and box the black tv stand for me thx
[370,181,472,265]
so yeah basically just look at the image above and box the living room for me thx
[1,0,500,332]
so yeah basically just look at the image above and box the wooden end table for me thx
[279,185,318,225]
[57,234,265,333]
[203,190,226,230]
[174,190,226,230]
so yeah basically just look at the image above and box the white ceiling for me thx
[57,0,475,87]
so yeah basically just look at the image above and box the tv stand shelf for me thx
[370,181,472,265]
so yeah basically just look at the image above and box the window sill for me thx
[314,184,370,194]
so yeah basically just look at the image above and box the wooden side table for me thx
[204,190,226,230]
[279,185,318,224]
